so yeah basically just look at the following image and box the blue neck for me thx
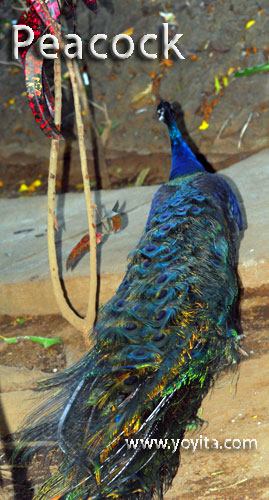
[168,121,204,180]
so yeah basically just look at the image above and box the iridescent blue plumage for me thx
[15,102,243,500]
[157,101,205,180]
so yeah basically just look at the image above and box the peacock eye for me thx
[143,260,151,268]
[116,300,125,308]
[153,333,165,342]
[157,289,167,299]
[191,207,202,215]
[157,274,167,284]
[134,350,145,357]
[156,310,166,320]
[124,322,137,331]
[162,224,170,230]
[145,245,156,252]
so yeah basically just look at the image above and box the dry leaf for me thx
[199,120,209,130]
[135,167,151,186]
[132,83,153,103]
[245,20,255,29]
[32,179,41,187]
[161,59,174,67]
[122,27,134,36]
[18,183,29,192]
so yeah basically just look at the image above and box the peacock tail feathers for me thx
[14,102,243,500]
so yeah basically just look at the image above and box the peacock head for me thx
[157,101,175,126]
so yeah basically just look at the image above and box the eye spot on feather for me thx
[145,244,156,252]
[156,310,166,320]
[143,260,151,268]
[177,206,187,214]
[157,274,167,284]
[153,333,165,342]
[116,300,125,308]
[160,213,169,220]
[134,349,145,357]
[134,304,141,311]
[128,348,150,361]
[162,224,170,231]
[157,289,167,299]
[125,322,137,331]
[190,206,202,215]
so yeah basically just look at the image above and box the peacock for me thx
[15,101,243,500]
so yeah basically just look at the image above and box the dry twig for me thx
[238,112,253,149]
[41,0,97,348]
[73,61,111,188]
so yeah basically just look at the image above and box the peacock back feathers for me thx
[14,102,243,500]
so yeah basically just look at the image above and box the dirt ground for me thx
[0,286,268,500]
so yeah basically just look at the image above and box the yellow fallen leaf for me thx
[18,183,29,192]
[227,67,235,76]
[253,415,258,418]
[28,184,36,192]
[76,183,84,190]
[132,83,153,103]
[9,98,15,104]
[0,180,3,187]
[245,20,255,29]
[223,76,228,87]
[199,120,209,130]
[82,109,86,116]
[162,59,174,67]
[122,28,134,36]
[21,91,27,97]
[32,179,41,187]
